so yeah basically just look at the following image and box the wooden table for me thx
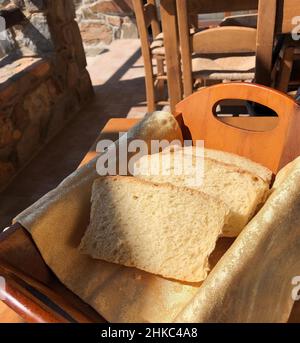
[159,0,299,112]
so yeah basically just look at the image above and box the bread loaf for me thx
[175,146,272,183]
[79,176,230,282]
[134,149,271,236]
[175,156,300,323]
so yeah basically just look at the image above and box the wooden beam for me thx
[176,0,193,97]
[160,0,182,111]
[255,0,277,86]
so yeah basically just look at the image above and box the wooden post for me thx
[160,0,182,112]
[176,0,193,97]
[255,0,277,86]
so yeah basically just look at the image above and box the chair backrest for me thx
[274,35,300,93]
[176,0,259,97]
[255,0,300,86]
[174,82,300,173]
[132,0,161,48]
[191,26,257,54]
[255,0,277,86]
[177,0,289,96]
[132,0,162,112]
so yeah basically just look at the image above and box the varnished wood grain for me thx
[132,0,156,112]
[163,0,260,101]
[191,27,257,54]
[0,224,105,323]
[1,82,300,322]
[176,0,193,97]
[278,0,300,34]
[175,82,300,173]
[133,0,169,111]
[186,0,258,14]
[160,0,183,111]
[255,0,277,85]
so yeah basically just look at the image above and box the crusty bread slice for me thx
[79,176,229,282]
[205,148,272,183]
[134,150,270,237]
[167,146,272,183]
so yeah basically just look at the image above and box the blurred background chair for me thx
[132,0,168,112]
[134,0,300,110]
[273,35,300,95]
[177,0,257,97]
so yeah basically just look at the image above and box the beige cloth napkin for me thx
[14,112,202,323]
[14,109,300,322]
[176,157,300,323]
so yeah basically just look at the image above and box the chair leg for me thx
[142,52,156,112]
[132,0,156,112]
[176,0,193,98]
[145,70,156,112]
[276,46,295,93]
[156,58,165,101]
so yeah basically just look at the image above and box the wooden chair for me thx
[176,0,257,97]
[132,0,168,112]
[274,35,300,94]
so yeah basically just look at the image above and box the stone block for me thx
[64,0,76,20]
[48,0,76,23]
[0,83,17,106]
[27,58,51,78]
[79,20,113,45]
[63,90,80,121]
[12,102,30,131]
[0,161,15,189]
[67,61,80,88]
[121,19,138,38]
[112,26,121,39]
[69,21,87,69]
[61,23,74,45]
[0,144,14,161]
[89,0,134,16]
[0,58,50,100]
[23,83,51,130]
[46,78,61,99]
[45,96,67,140]
[16,123,40,165]
[0,116,15,148]
[23,0,47,12]
[76,69,94,103]
[106,15,121,27]
[80,6,105,20]
[51,50,69,86]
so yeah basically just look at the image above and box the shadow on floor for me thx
[92,48,147,118]
[0,45,147,230]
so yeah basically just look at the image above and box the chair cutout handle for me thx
[175,83,300,173]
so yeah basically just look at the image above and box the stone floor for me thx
[0,39,147,322]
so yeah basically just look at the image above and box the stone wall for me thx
[0,0,93,190]
[1,0,139,57]
[74,0,138,55]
